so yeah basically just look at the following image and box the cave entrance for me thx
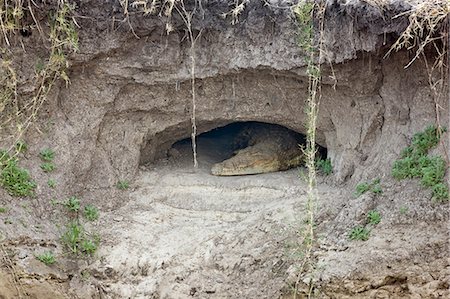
[168,121,326,175]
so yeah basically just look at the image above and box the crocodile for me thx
[211,123,305,176]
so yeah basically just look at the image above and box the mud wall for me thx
[12,0,448,200]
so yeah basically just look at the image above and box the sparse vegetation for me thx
[61,221,99,256]
[56,196,100,256]
[355,178,382,197]
[41,162,56,172]
[83,205,99,221]
[367,210,381,225]
[0,206,7,213]
[63,196,81,213]
[355,182,370,196]
[349,209,381,242]
[316,158,332,175]
[116,180,130,190]
[0,156,36,197]
[40,148,55,162]
[392,125,448,201]
[1,2,78,164]
[349,226,370,241]
[35,252,56,265]
[47,179,56,188]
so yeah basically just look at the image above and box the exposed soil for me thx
[0,0,449,298]
[1,130,448,298]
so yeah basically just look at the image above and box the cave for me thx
[0,1,448,298]
[165,121,327,175]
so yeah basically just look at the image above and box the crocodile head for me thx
[211,148,281,176]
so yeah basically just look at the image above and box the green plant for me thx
[0,206,7,213]
[392,125,448,200]
[349,226,370,241]
[432,183,449,202]
[61,221,99,256]
[47,179,56,188]
[61,221,83,254]
[35,252,56,265]
[355,178,382,197]
[355,182,370,196]
[81,239,97,255]
[63,196,80,212]
[116,180,130,190]
[83,205,99,221]
[316,158,332,175]
[0,159,36,196]
[367,210,381,225]
[293,1,314,53]
[40,162,56,172]
[40,148,55,162]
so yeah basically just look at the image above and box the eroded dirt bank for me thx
[0,0,449,298]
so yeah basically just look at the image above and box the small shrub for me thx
[40,162,56,172]
[367,210,381,225]
[411,125,443,154]
[349,226,370,241]
[316,158,332,175]
[0,206,7,213]
[0,159,36,196]
[63,196,80,212]
[83,205,99,221]
[35,252,56,265]
[420,156,446,187]
[116,180,129,190]
[40,148,55,162]
[392,126,447,201]
[47,179,56,188]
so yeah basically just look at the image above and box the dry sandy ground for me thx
[84,136,313,298]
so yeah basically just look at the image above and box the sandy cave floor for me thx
[87,135,318,298]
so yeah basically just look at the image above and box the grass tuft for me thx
[116,180,130,190]
[40,148,55,162]
[35,252,56,265]
[63,196,80,213]
[83,204,99,221]
[349,226,370,241]
[367,210,381,225]
[61,221,99,256]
